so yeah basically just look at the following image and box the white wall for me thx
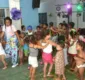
[38,0,57,26]
[72,0,85,28]
[39,0,85,28]
[9,0,21,30]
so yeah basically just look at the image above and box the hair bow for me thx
[79,35,85,43]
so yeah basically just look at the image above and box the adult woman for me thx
[2,17,19,68]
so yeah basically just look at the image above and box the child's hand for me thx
[53,57,55,62]
[74,56,79,60]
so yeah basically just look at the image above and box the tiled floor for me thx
[0,59,78,80]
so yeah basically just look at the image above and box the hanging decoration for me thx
[56,5,61,11]
[66,3,72,15]
[11,8,21,20]
[57,12,61,17]
[48,13,53,17]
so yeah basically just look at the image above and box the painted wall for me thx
[39,0,85,28]
[20,0,39,29]
[0,0,9,8]
[38,0,57,26]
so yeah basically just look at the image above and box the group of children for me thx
[0,17,85,80]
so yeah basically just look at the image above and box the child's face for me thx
[43,25,47,29]
[5,20,11,26]
[37,28,40,31]
[28,29,32,32]
[22,27,25,31]
[46,34,51,40]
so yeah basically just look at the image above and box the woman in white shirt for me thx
[2,17,19,68]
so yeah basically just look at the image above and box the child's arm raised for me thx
[35,43,48,49]
[46,40,57,47]
[74,56,85,62]
[29,43,48,49]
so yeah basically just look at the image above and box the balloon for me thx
[11,8,21,20]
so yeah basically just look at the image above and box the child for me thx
[68,31,78,71]
[68,22,76,32]
[17,30,24,65]
[55,41,66,80]
[41,30,57,78]
[25,35,48,80]
[0,26,7,69]
[74,36,85,80]
[27,25,33,36]
[21,25,26,33]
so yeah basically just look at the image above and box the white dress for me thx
[0,43,6,56]
[63,48,68,66]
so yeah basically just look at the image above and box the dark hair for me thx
[57,35,65,48]
[57,41,65,48]
[63,23,68,28]
[17,30,21,35]
[21,25,25,30]
[59,23,63,26]
[69,22,75,28]
[42,30,50,39]
[44,23,48,26]
[77,40,85,51]
[69,31,77,39]
[4,17,12,25]
[36,26,41,29]
[49,22,54,27]
[29,35,37,44]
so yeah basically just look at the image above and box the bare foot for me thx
[43,77,47,80]
[62,76,66,80]
[19,63,23,66]
[47,74,54,77]
[2,66,7,70]
[55,78,61,80]
[70,68,74,71]
[31,77,35,80]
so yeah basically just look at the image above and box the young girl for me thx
[25,35,48,80]
[2,17,19,68]
[55,41,66,80]
[41,30,57,78]
[0,26,7,69]
[27,25,33,36]
[68,31,78,71]
[74,36,85,80]
[17,30,24,65]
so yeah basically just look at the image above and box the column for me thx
[9,0,21,30]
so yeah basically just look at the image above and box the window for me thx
[0,8,10,25]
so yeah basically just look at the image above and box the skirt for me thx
[28,56,38,68]
[0,43,6,56]
[42,52,53,64]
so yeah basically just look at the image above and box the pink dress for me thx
[55,50,65,75]
[42,43,53,64]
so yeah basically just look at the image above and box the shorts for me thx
[77,64,85,68]
[28,56,38,68]
[42,52,53,64]
[68,53,77,57]
[24,49,29,56]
